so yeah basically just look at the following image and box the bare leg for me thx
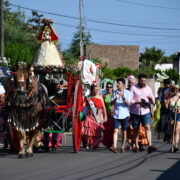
[113,128,119,148]
[174,122,180,148]
[170,121,174,144]
[144,124,152,146]
[133,128,139,148]
[121,130,127,149]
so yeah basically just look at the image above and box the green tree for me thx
[28,10,44,32]
[65,27,91,60]
[4,2,39,65]
[140,46,165,67]
[165,69,179,83]
[63,52,78,65]
[113,67,134,78]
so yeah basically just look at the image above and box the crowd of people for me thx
[0,73,179,154]
[82,74,180,153]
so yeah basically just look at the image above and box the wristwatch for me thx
[122,97,125,100]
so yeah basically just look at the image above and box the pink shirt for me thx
[130,84,155,115]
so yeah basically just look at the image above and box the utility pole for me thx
[0,0,4,59]
[79,0,84,58]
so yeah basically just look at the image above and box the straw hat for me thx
[172,84,179,89]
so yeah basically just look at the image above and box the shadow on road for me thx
[58,144,169,180]
[155,157,180,180]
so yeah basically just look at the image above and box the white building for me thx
[154,64,173,71]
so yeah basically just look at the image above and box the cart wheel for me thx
[72,80,83,153]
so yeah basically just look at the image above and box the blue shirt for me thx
[111,89,132,119]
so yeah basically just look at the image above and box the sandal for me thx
[120,148,125,153]
[109,147,117,153]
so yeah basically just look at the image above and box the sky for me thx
[8,0,180,56]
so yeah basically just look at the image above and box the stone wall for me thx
[85,44,139,69]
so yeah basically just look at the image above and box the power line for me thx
[87,27,180,37]
[87,19,180,31]
[116,0,180,11]
[54,22,180,38]
[9,3,180,31]
[54,22,180,35]
[59,30,180,43]
[92,38,180,44]
[9,3,79,20]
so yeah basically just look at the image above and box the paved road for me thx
[0,133,180,180]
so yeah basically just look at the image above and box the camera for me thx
[141,99,149,108]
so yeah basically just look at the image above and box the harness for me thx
[9,83,48,132]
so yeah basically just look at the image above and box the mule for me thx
[9,63,48,158]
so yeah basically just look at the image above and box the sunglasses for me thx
[106,86,113,89]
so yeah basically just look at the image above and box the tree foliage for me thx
[4,2,43,65]
[165,69,179,83]
[102,66,153,79]
[28,10,44,31]
[140,46,165,67]
[65,27,91,60]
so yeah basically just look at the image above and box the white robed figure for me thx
[33,18,65,67]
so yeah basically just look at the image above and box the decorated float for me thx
[8,18,103,155]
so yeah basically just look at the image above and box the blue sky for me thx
[9,0,180,56]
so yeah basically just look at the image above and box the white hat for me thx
[0,84,5,94]
[127,75,135,80]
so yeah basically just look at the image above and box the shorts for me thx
[114,117,129,131]
[170,112,180,122]
[131,113,151,129]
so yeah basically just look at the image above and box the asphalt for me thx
[0,133,180,180]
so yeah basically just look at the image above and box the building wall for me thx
[147,79,160,98]
[85,44,139,69]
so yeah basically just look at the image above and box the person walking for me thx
[164,85,180,152]
[110,78,132,153]
[102,81,114,148]
[126,75,136,150]
[130,74,157,153]
[83,84,107,150]
[158,79,172,142]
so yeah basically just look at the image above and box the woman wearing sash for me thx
[83,84,107,150]
[102,82,114,148]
